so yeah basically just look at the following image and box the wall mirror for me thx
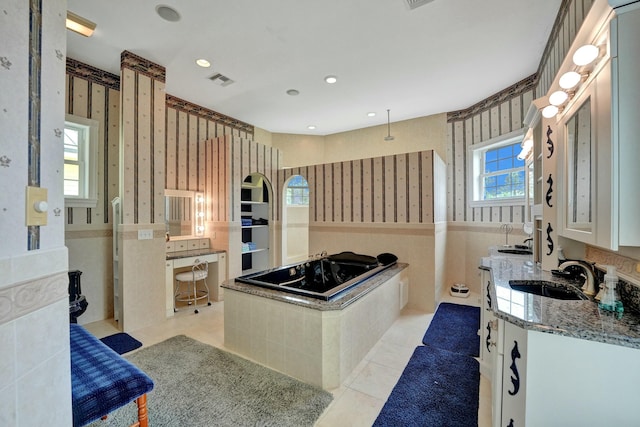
[562,94,594,241]
[165,189,194,238]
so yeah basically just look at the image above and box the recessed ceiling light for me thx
[196,59,211,68]
[307,125,316,130]
[324,75,337,84]
[367,112,376,117]
[156,5,181,22]
[286,89,300,96]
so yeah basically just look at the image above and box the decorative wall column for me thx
[117,51,167,332]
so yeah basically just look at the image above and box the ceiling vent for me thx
[209,73,235,87]
[405,0,435,10]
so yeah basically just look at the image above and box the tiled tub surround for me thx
[223,264,409,389]
[480,256,640,349]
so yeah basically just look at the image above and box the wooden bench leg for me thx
[129,394,149,427]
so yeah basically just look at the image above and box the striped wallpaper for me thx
[65,58,253,226]
[180,135,283,225]
[445,0,594,224]
[278,151,442,224]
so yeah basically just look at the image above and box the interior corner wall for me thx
[443,0,598,297]
[1,1,72,425]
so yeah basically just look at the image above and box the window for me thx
[468,130,526,207]
[64,114,99,208]
[285,175,309,206]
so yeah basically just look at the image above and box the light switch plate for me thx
[138,229,153,240]
[26,186,48,226]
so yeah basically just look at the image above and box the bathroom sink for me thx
[498,248,533,255]
[508,280,588,300]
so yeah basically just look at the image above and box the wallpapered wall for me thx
[64,58,254,227]
[445,0,595,224]
[277,151,444,224]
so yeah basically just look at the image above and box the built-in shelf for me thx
[240,173,270,273]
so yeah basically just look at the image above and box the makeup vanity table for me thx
[165,238,226,317]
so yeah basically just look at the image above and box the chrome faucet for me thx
[558,261,597,296]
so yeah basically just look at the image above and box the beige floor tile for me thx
[315,388,385,427]
[348,361,403,401]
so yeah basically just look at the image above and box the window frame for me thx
[64,114,99,208]
[285,175,309,207]
[467,129,526,208]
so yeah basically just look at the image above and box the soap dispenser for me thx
[598,265,623,315]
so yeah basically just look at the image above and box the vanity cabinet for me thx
[480,269,498,377]
[490,317,640,426]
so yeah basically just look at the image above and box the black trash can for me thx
[68,270,88,323]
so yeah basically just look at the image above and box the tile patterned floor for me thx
[83,292,491,427]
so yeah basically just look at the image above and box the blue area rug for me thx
[373,346,480,427]
[100,333,142,355]
[422,302,480,357]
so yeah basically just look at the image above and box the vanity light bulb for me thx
[542,105,559,118]
[196,196,204,203]
[559,71,581,90]
[197,212,205,218]
[197,226,205,232]
[573,44,599,66]
[549,90,569,106]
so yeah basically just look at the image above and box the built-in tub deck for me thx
[233,251,397,301]
[223,262,409,389]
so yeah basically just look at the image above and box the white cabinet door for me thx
[501,321,528,426]
[480,269,498,377]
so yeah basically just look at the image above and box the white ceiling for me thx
[66,0,562,135]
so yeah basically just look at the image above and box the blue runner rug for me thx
[422,302,480,357]
[373,346,480,427]
[100,333,142,355]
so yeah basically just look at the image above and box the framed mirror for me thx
[565,97,592,232]
[165,189,195,238]
[558,83,596,246]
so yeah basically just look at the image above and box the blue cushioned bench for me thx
[70,324,154,427]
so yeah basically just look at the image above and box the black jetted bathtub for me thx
[235,251,397,300]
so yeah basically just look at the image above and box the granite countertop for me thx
[223,263,408,311]
[480,253,640,350]
[166,248,226,260]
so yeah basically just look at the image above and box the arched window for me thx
[285,175,309,206]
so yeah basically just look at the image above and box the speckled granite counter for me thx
[223,262,408,311]
[166,248,225,260]
[480,254,640,350]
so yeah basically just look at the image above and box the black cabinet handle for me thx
[486,322,492,353]
[546,223,554,256]
[508,340,521,396]
[506,419,514,427]
[486,281,492,309]
[545,174,554,207]
[546,125,554,158]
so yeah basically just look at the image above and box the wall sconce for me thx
[66,11,96,37]
[195,193,205,235]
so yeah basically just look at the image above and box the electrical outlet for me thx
[138,229,153,240]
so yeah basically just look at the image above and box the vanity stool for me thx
[174,259,211,313]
